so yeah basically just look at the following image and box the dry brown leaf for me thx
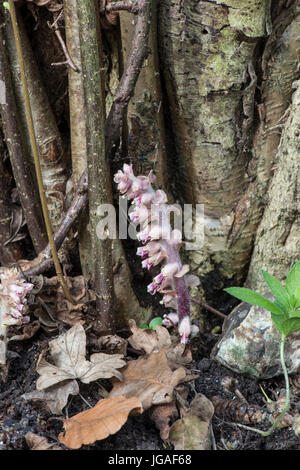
[168,394,214,450]
[109,349,186,410]
[148,402,178,440]
[128,320,192,369]
[25,432,62,450]
[22,380,79,415]
[36,323,126,390]
[8,320,40,342]
[98,335,128,356]
[58,396,142,449]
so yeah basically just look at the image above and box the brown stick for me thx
[23,172,88,277]
[0,25,47,254]
[105,1,140,14]
[105,0,152,156]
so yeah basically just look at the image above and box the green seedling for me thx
[224,261,300,436]
[139,316,163,331]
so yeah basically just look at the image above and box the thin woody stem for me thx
[8,0,74,304]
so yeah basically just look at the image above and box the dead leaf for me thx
[36,323,126,390]
[128,320,192,369]
[22,380,79,415]
[8,320,40,342]
[168,394,214,450]
[148,402,178,440]
[98,335,128,356]
[169,414,211,450]
[25,432,62,450]
[109,349,186,410]
[58,396,142,449]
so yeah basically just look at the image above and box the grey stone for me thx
[212,293,300,379]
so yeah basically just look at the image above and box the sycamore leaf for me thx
[22,380,79,415]
[58,396,142,449]
[36,323,126,390]
[109,349,186,410]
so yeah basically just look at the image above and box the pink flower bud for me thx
[178,316,192,344]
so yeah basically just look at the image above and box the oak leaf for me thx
[109,349,186,410]
[58,395,142,449]
[36,323,126,390]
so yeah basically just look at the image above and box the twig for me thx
[23,172,88,277]
[192,298,226,320]
[105,0,140,14]
[47,17,79,72]
[105,0,152,156]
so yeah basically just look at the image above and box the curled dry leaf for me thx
[8,320,40,342]
[22,379,79,415]
[148,402,178,440]
[98,335,128,356]
[36,323,126,390]
[58,396,142,449]
[109,349,186,410]
[128,320,192,369]
[168,394,214,450]
[25,432,62,450]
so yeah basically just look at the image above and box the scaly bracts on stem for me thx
[114,164,199,343]
[0,268,33,365]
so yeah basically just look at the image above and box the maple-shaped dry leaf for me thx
[36,323,126,390]
[22,380,79,415]
[128,320,192,369]
[25,432,62,450]
[58,395,142,449]
[109,349,186,410]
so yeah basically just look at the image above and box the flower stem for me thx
[236,333,289,437]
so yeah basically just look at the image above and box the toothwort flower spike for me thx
[0,267,33,364]
[114,164,199,343]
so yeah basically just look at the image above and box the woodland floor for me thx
[1,319,300,451]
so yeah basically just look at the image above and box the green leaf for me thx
[270,313,286,335]
[224,287,284,316]
[139,324,150,329]
[3,2,9,10]
[261,270,291,313]
[286,261,300,304]
[281,317,300,337]
[149,317,163,330]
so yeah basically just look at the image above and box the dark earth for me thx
[1,314,300,451]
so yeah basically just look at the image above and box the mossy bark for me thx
[158,1,299,300]
[247,80,300,291]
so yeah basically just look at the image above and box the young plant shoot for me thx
[224,261,300,436]
[114,164,200,344]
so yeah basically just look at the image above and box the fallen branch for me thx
[23,172,88,277]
